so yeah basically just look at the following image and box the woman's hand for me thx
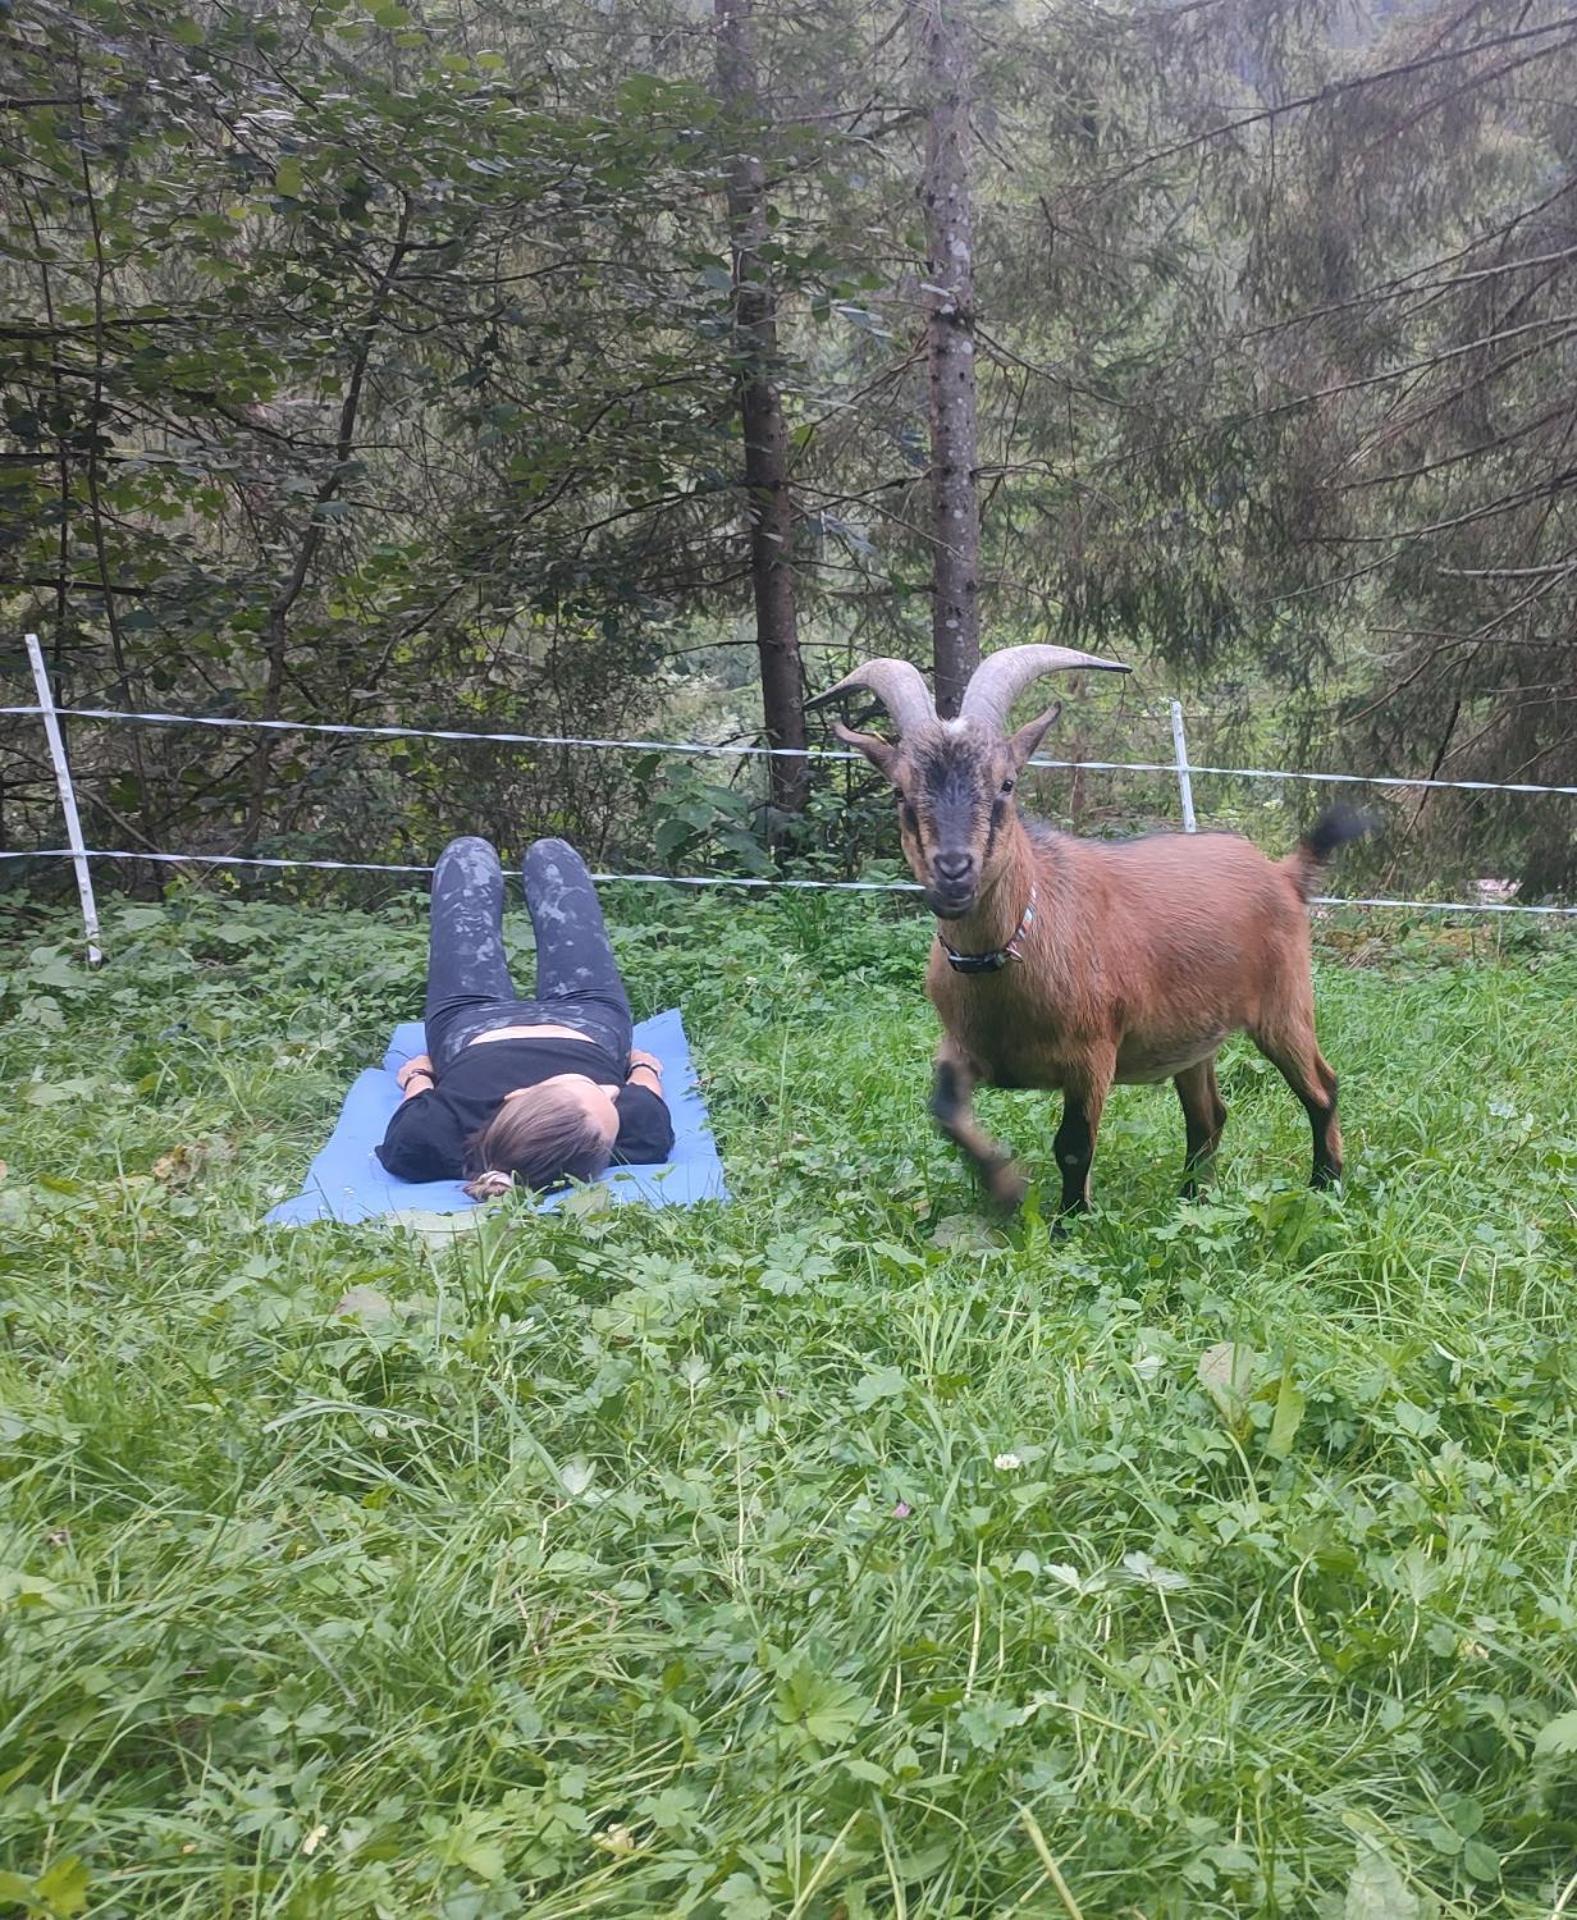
[627,1047,663,1089]
[464,1169,515,1200]
[397,1053,435,1098]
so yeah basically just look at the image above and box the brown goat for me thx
[820,648,1373,1215]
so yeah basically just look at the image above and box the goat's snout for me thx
[929,849,979,917]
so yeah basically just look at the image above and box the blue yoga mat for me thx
[266,1008,727,1226]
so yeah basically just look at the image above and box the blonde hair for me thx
[462,1082,613,1198]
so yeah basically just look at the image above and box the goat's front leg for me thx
[1054,1050,1114,1216]
[1174,1056,1228,1198]
[931,1045,1026,1211]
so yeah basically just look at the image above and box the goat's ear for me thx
[1007,701,1061,771]
[832,720,903,787]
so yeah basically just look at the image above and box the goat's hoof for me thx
[986,1163,1027,1213]
[1051,1198,1090,1235]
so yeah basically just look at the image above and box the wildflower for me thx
[892,1501,912,1519]
[993,1452,1022,1472]
[302,1825,329,1856]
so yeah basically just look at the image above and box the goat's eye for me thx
[1000,778,1015,796]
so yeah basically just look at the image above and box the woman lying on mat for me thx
[377,836,674,1197]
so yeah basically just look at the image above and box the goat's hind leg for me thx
[1251,1020,1342,1188]
[931,1045,1026,1211]
[1175,1055,1228,1198]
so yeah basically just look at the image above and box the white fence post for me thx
[24,632,103,966]
[1170,698,1197,833]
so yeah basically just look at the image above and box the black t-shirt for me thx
[376,1035,674,1182]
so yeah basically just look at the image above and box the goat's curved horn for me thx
[810,658,936,737]
[959,645,1131,734]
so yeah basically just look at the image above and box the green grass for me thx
[2,887,1576,1918]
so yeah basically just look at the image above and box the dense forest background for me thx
[3,0,1574,897]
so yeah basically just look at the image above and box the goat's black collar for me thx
[939,883,1038,975]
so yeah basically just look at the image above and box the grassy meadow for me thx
[2,887,1575,1917]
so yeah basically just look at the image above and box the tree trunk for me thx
[715,0,808,821]
[915,0,980,718]
[240,202,413,855]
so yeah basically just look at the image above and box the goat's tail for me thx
[1284,805,1377,902]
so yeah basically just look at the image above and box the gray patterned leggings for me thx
[422,837,633,1074]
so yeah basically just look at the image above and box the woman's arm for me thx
[378,1072,465,1179]
[397,1053,435,1101]
[612,1074,675,1164]
[626,1047,663,1094]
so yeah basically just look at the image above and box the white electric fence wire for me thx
[5,688,1576,935]
[0,846,916,888]
[4,701,1577,798]
[3,844,1577,915]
